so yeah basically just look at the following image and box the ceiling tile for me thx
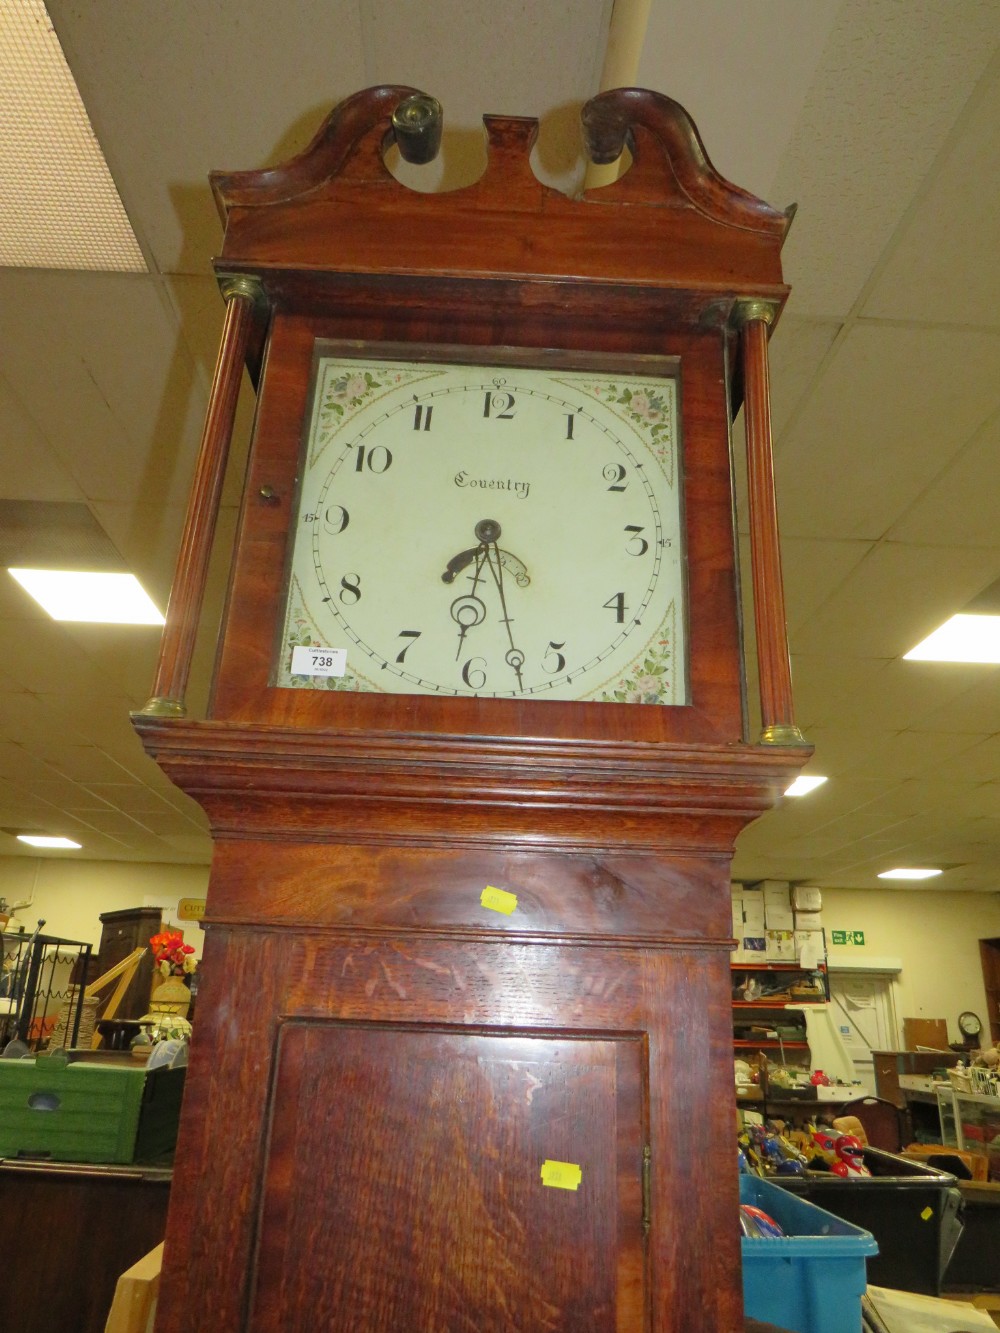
[637,0,839,201]
[780,537,872,633]
[791,726,894,778]
[790,542,1000,660]
[797,656,996,734]
[768,317,843,443]
[0,379,82,502]
[776,323,1000,541]
[49,0,369,273]
[864,63,1000,327]
[888,409,1000,548]
[0,270,206,510]
[849,728,984,783]
[768,0,1000,316]
[923,735,1000,785]
[910,669,1000,734]
[791,655,891,731]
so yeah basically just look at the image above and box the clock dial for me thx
[959,1011,982,1038]
[277,351,687,703]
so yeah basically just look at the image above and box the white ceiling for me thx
[1,1,998,894]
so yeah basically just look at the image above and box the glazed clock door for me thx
[276,346,687,706]
[249,1023,648,1331]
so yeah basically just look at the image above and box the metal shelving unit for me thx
[1,929,93,1053]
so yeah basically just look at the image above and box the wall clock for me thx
[134,85,810,1333]
[958,1010,983,1040]
[279,347,687,705]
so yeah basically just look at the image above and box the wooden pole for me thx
[737,301,807,746]
[138,277,263,717]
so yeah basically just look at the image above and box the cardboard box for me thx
[742,897,766,933]
[792,886,823,912]
[765,929,795,961]
[794,910,824,931]
[764,903,794,930]
[761,883,791,908]
[731,898,745,961]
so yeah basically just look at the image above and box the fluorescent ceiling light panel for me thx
[784,775,828,797]
[17,835,81,849]
[0,0,146,270]
[877,868,942,881]
[904,614,1000,664]
[9,568,164,624]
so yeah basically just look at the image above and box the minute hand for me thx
[482,539,525,691]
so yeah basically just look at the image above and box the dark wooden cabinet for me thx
[96,906,161,1021]
[0,1160,170,1333]
[134,86,809,1331]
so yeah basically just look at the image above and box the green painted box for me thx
[0,1057,185,1164]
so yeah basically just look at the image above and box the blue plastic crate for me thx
[741,1174,878,1333]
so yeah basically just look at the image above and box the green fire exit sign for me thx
[831,930,865,946]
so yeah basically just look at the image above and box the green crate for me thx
[0,1057,183,1164]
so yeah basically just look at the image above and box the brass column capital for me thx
[217,273,268,310]
[731,297,781,330]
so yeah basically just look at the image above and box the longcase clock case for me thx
[134,85,809,1332]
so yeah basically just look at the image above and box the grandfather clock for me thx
[135,86,808,1332]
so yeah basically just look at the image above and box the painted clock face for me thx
[276,349,688,704]
[959,1011,982,1038]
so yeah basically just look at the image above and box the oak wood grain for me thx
[249,1026,644,1331]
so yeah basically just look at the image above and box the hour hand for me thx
[441,547,478,584]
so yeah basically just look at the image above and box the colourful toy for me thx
[739,1204,785,1238]
[830,1133,870,1178]
[741,1124,807,1176]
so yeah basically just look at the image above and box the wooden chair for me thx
[836,1095,904,1152]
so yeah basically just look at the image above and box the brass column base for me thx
[759,722,809,747]
[134,697,187,719]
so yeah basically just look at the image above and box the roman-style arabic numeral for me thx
[339,573,361,604]
[354,445,393,473]
[395,630,421,663]
[565,414,575,440]
[413,402,433,431]
[323,506,349,534]
[603,462,627,492]
[461,656,487,689]
[542,641,567,674]
[603,592,627,623]
[484,391,515,420]
[624,524,648,556]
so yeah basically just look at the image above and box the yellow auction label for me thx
[920,1205,934,1221]
[540,1160,582,1191]
[177,898,207,922]
[480,885,517,915]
